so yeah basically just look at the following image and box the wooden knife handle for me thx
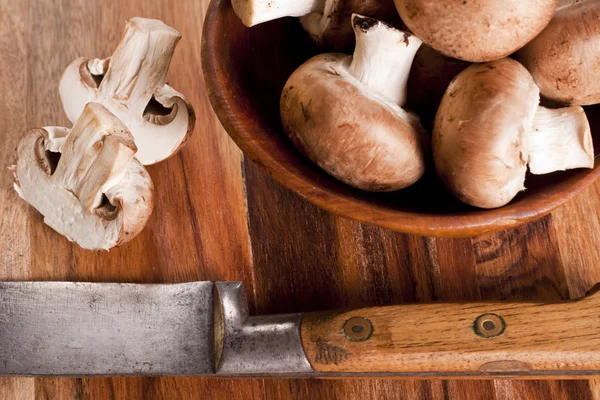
[301,288,600,378]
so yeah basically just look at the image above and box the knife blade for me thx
[0,281,599,378]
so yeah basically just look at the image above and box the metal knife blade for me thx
[0,282,214,375]
[0,281,311,377]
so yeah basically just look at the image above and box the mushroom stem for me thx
[51,103,137,213]
[98,18,181,119]
[232,0,326,27]
[299,0,336,39]
[528,106,594,175]
[348,14,422,107]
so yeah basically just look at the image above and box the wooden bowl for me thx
[201,0,600,237]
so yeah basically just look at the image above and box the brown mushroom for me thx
[407,45,471,130]
[280,15,428,192]
[434,58,594,209]
[518,0,600,106]
[59,17,195,165]
[12,103,154,250]
[231,0,398,51]
[394,0,559,62]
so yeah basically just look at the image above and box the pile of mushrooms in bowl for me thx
[202,0,600,236]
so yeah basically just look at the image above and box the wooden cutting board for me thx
[1,0,599,398]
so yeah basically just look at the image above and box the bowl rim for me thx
[201,0,600,237]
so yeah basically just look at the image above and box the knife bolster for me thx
[214,282,313,376]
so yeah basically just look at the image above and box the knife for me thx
[0,281,597,379]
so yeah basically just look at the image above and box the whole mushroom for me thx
[518,0,600,106]
[407,45,471,130]
[59,17,195,166]
[280,14,428,192]
[434,58,594,209]
[394,0,559,62]
[231,0,398,51]
[12,103,154,251]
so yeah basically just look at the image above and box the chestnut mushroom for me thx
[231,0,398,51]
[394,0,559,62]
[59,17,195,165]
[280,15,428,192]
[11,103,153,251]
[407,45,471,130]
[434,58,594,209]
[518,0,600,106]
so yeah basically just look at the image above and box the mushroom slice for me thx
[280,15,428,192]
[433,59,594,209]
[518,0,600,106]
[231,0,397,50]
[59,17,195,165]
[12,103,154,251]
[394,0,559,62]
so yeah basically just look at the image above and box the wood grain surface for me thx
[0,0,599,399]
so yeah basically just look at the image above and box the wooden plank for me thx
[553,182,600,297]
[264,380,447,400]
[0,0,31,276]
[494,380,593,400]
[472,217,569,301]
[0,378,34,400]
[0,1,35,398]
[0,0,598,398]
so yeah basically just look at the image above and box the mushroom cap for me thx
[518,0,600,106]
[433,58,540,209]
[281,53,427,192]
[407,45,471,130]
[12,103,154,250]
[394,0,559,62]
[59,18,196,166]
[300,0,400,51]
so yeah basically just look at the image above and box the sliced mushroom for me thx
[12,103,154,251]
[231,0,398,51]
[394,0,559,62]
[518,0,600,106]
[59,17,195,165]
[433,59,594,209]
[280,15,428,192]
